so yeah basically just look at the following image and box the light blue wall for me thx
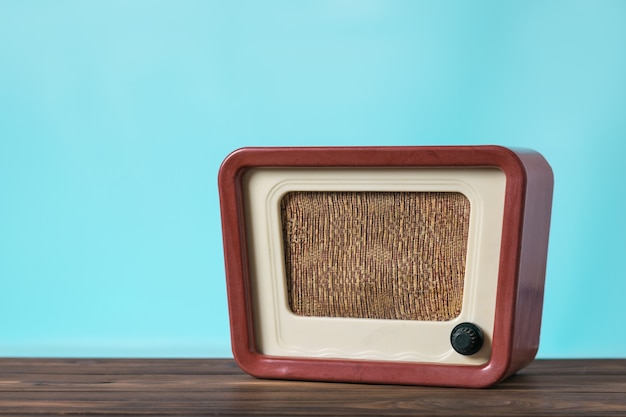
[1,1,624,358]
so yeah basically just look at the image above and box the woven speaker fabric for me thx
[280,191,470,321]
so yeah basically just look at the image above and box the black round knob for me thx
[450,322,484,355]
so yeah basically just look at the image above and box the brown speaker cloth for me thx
[280,191,470,321]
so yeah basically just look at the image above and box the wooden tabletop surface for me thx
[1,358,625,415]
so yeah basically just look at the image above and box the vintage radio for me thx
[218,145,553,388]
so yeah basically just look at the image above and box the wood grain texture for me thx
[0,359,624,416]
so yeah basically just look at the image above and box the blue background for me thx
[1,1,625,358]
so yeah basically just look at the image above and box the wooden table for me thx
[1,358,624,415]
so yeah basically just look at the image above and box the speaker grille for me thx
[280,191,470,321]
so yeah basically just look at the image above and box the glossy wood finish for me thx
[1,358,624,415]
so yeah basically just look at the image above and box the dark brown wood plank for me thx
[0,359,624,416]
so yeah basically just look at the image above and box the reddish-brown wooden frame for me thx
[218,146,553,388]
